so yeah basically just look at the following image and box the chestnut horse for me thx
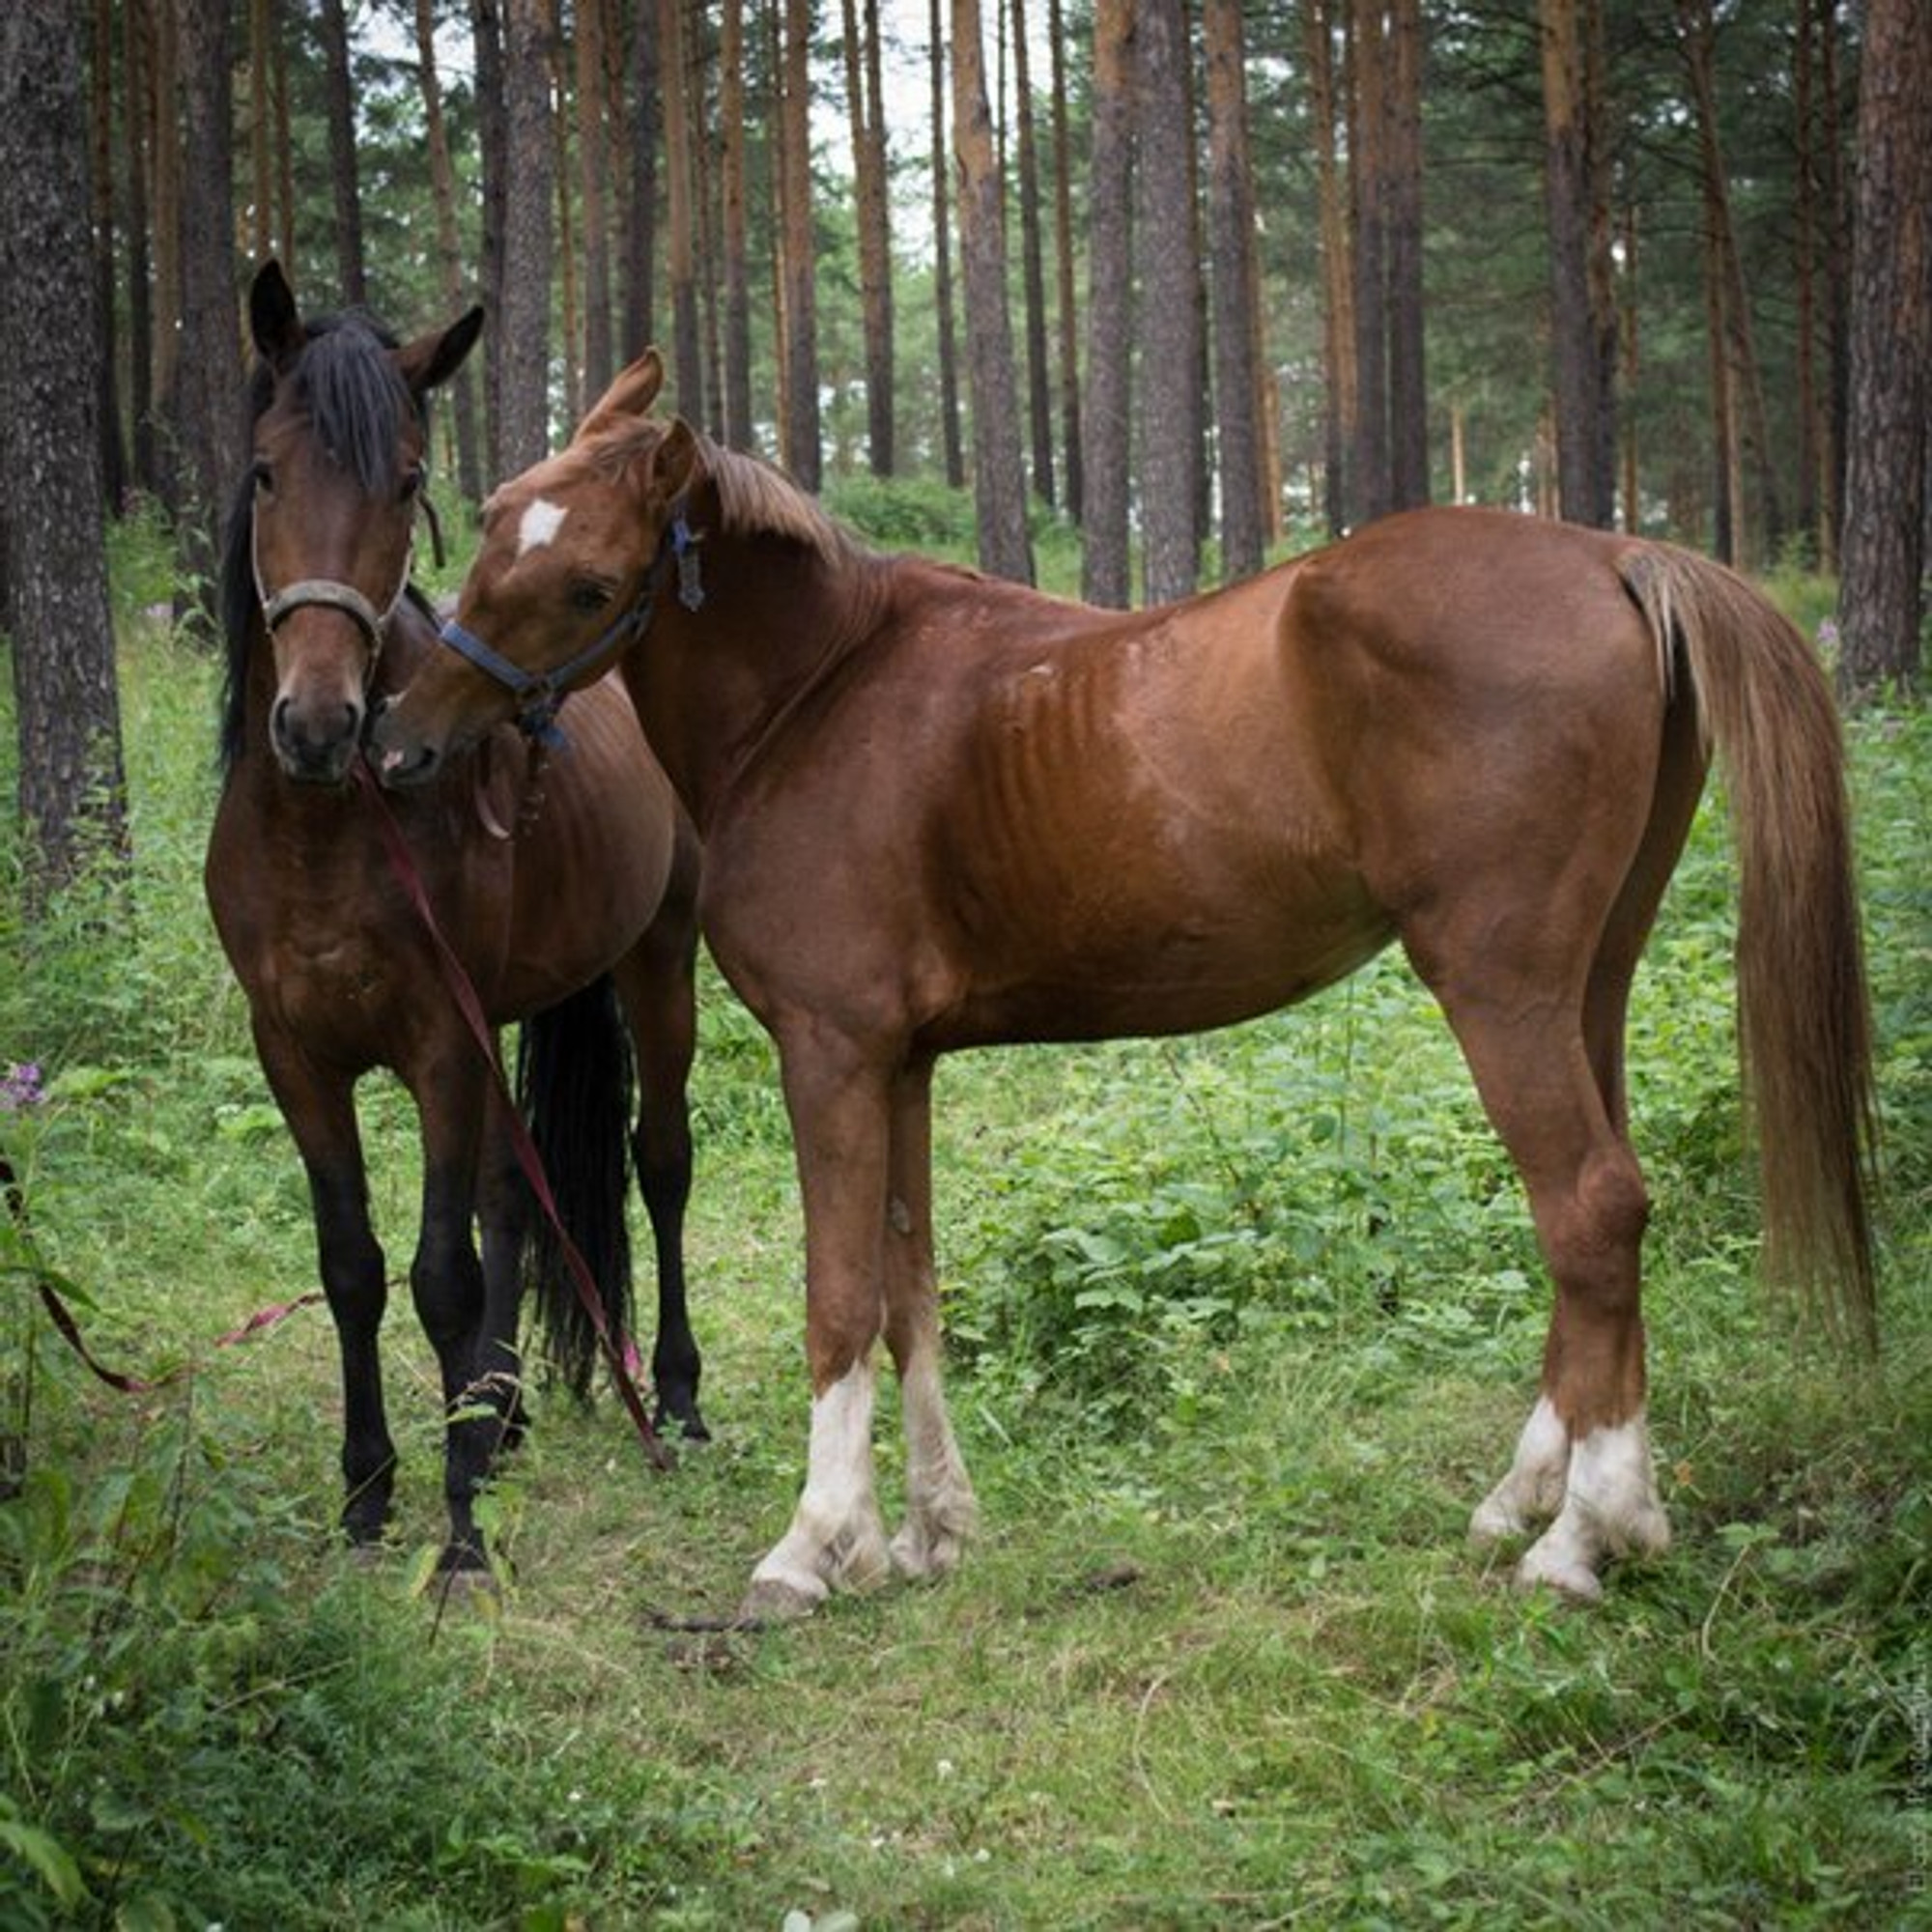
[207,278,707,1577]
[371,353,1876,1611]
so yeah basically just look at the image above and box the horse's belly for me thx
[930,865,1395,1049]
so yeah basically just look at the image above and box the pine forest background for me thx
[53,0,1932,604]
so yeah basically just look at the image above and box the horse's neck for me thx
[650,529,890,822]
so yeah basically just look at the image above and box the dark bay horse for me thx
[370,352,1877,1611]
[207,279,707,1577]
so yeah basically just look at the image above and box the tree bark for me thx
[317,0,366,306]
[843,0,895,474]
[1350,0,1392,526]
[1538,0,1616,526]
[0,0,128,904]
[1010,0,1054,506]
[499,0,556,469]
[1305,0,1353,536]
[1680,0,1780,566]
[1137,0,1200,605]
[124,0,156,496]
[247,0,272,264]
[1205,0,1264,580]
[1081,0,1133,605]
[952,0,1034,582]
[148,0,180,511]
[719,0,753,448]
[929,0,964,488]
[473,0,509,477]
[624,0,660,361]
[779,0,820,488]
[92,0,126,511]
[416,0,483,501]
[1838,0,1930,696]
[1383,0,1428,512]
[577,0,614,404]
[173,0,242,633]
[1046,0,1082,522]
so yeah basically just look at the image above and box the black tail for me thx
[516,976,636,1399]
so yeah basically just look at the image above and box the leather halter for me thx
[435,499,705,749]
[251,494,421,668]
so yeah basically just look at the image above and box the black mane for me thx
[216,311,419,776]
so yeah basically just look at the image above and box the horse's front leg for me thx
[881,1055,978,1582]
[410,1055,499,1576]
[740,1035,895,1622]
[254,1029,396,1547]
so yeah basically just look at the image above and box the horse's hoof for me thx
[1513,1536,1605,1605]
[738,1576,824,1624]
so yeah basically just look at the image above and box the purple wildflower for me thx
[1,1063,44,1111]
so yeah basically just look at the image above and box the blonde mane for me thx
[702,437,854,568]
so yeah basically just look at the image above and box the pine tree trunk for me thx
[247,0,271,263]
[318,0,365,305]
[124,0,156,496]
[416,0,482,501]
[578,0,613,403]
[499,0,556,469]
[779,0,820,488]
[1010,0,1054,506]
[1384,0,1429,511]
[174,0,241,632]
[952,0,1034,582]
[1349,0,1392,526]
[473,0,509,478]
[148,0,180,511]
[1837,0,1930,696]
[719,0,753,447]
[624,0,660,361]
[1204,0,1263,581]
[1137,0,1200,604]
[929,0,964,488]
[272,17,294,269]
[1305,0,1353,537]
[1681,0,1780,566]
[1046,0,1082,522]
[553,37,582,426]
[1081,0,1133,605]
[92,0,125,512]
[1,0,128,904]
[1539,0,1616,526]
[843,0,895,474]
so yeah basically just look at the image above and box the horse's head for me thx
[370,352,704,787]
[224,260,481,783]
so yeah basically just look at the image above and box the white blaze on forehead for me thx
[516,497,569,557]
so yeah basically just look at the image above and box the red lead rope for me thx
[352,757,671,1471]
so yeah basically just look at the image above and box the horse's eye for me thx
[569,580,612,614]
[252,459,275,497]
[400,464,426,504]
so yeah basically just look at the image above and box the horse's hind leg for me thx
[409,1061,499,1574]
[476,1084,533,1448]
[1419,960,1670,1602]
[615,823,707,1438]
[880,1056,978,1581]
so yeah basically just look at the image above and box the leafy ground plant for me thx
[0,554,1927,1926]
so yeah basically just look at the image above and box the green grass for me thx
[1,523,1927,1928]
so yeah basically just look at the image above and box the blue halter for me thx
[436,500,705,749]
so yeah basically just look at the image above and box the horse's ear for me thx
[648,417,703,504]
[248,260,304,369]
[396,305,484,397]
[576,350,665,441]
